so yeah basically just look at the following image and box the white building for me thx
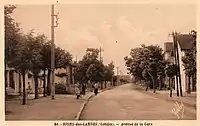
[164,34,196,93]
[5,62,77,95]
[5,65,47,95]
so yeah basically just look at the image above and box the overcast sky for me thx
[11,3,196,75]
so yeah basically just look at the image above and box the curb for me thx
[75,85,121,120]
[132,85,196,109]
[75,93,94,120]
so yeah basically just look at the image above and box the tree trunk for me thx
[188,76,191,94]
[19,72,22,95]
[22,72,26,105]
[5,70,8,113]
[34,75,39,99]
[145,80,149,91]
[101,82,103,89]
[47,69,51,96]
[192,74,195,92]
[152,76,156,93]
[172,78,175,90]
[169,77,172,97]
[104,81,107,88]
[159,77,162,90]
[43,69,46,97]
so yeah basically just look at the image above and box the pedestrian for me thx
[75,83,81,99]
[82,83,86,95]
[94,83,98,95]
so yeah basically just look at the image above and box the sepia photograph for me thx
[4,2,197,121]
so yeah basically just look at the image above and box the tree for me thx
[40,41,51,96]
[4,5,29,105]
[75,48,100,84]
[182,30,196,94]
[10,33,34,105]
[103,61,115,87]
[124,47,145,83]
[40,42,72,96]
[125,44,165,93]
[75,48,114,90]
[5,5,22,68]
[165,64,178,97]
[5,5,73,102]
[28,33,45,99]
[142,68,151,91]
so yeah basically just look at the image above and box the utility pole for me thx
[51,4,59,99]
[173,32,183,97]
[99,46,104,62]
[76,55,77,63]
[169,32,180,97]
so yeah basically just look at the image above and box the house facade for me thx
[5,65,47,95]
[5,62,77,96]
[164,34,196,93]
[176,34,196,92]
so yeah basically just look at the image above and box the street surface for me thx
[80,83,196,120]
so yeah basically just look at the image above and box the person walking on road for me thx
[94,83,98,95]
[75,83,81,99]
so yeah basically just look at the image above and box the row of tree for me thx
[124,44,166,93]
[5,5,116,105]
[5,5,72,104]
[74,48,115,90]
[124,30,196,97]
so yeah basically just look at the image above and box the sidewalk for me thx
[132,84,196,109]
[5,84,117,121]
[5,92,93,121]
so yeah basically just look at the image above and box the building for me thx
[5,62,77,96]
[164,33,196,93]
[176,34,196,92]
[5,65,46,95]
[164,42,176,89]
[120,75,131,82]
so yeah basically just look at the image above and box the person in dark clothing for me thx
[75,84,81,99]
[94,83,98,95]
[82,84,86,95]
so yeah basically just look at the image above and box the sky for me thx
[11,3,196,75]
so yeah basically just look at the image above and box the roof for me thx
[164,42,173,52]
[176,34,196,50]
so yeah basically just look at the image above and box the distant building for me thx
[55,62,77,85]
[164,42,174,64]
[164,42,176,89]
[120,75,131,82]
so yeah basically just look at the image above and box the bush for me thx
[55,83,67,94]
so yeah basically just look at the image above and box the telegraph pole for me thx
[168,32,180,97]
[76,55,77,63]
[173,32,183,97]
[99,46,104,62]
[51,4,59,99]
[169,31,183,97]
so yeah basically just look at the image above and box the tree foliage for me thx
[5,5,73,102]
[182,30,197,93]
[125,44,165,92]
[75,48,115,85]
